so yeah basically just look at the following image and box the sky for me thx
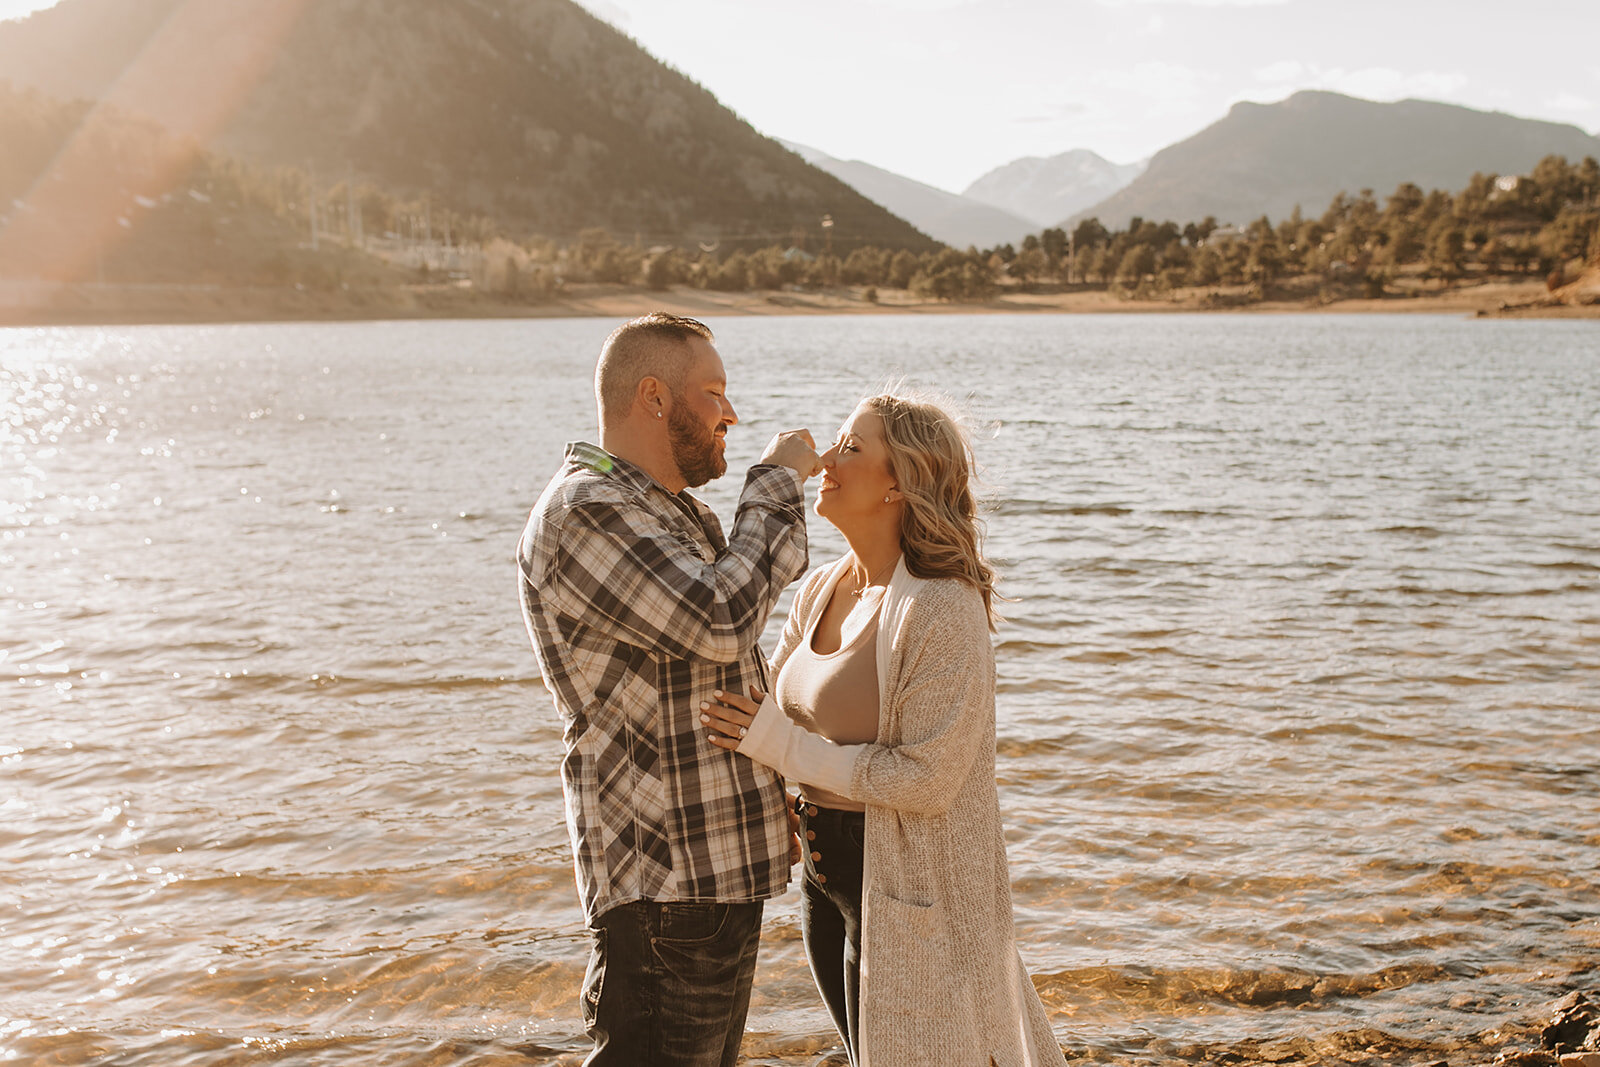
[4,0,1599,194]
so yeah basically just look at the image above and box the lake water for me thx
[3,312,1598,1066]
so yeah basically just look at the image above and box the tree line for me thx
[530,153,1597,302]
[503,231,1000,302]
[1047,153,1600,297]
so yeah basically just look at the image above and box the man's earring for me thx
[656,410,663,419]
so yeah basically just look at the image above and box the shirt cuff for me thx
[743,464,806,518]
[738,693,858,798]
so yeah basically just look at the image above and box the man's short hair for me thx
[596,313,714,426]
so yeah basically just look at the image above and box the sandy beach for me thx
[2,275,1596,326]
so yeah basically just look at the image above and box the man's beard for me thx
[668,402,726,488]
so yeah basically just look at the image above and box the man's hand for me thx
[788,799,803,867]
[760,429,822,479]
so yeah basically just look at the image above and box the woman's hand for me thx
[701,686,762,750]
[703,690,802,863]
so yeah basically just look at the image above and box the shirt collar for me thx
[565,441,692,506]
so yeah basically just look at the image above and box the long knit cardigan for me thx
[739,556,1068,1067]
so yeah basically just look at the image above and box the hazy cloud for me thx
[1103,61,1220,102]
[1096,0,1287,6]
[862,0,981,10]
[1254,60,1304,83]
[1015,102,1091,124]
[1542,92,1595,113]
[1251,62,1467,104]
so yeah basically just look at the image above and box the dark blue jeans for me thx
[798,801,867,1067]
[581,899,765,1067]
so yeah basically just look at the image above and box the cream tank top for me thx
[772,592,882,812]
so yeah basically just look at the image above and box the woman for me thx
[700,393,1066,1067]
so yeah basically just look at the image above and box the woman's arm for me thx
[703,583,992,815]
[847,594,991,814]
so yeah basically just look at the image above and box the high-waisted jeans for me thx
[797,798,867,1066]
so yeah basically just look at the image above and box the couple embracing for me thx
[518,313,1065,1067]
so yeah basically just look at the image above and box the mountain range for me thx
[2,0,1596,259]
[793,92,1598,243]
[1072,90,1600,230]
[778,142,1153,250]
[0,0,938,252]
[779,140,1039,250]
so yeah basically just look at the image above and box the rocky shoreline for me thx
[1052,992,1600,1067]
[1496,993,1600,1067]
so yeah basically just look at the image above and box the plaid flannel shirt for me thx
[517,441,809,921]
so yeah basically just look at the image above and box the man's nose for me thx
[722,397,738,425]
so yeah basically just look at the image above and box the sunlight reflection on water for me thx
[3,313,1598,1065]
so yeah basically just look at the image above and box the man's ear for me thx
[637,376,667,420]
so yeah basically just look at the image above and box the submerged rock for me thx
[1543,992,1600,1053]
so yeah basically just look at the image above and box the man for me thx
[517,312,819,1066]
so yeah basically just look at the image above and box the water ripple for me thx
[4,315,1598,1064]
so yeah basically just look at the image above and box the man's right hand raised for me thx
[761,429,822,479]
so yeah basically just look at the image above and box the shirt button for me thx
[816,873,827,884]
[805,830,816,841]
[810,851,821,862]
[806,805,818,816]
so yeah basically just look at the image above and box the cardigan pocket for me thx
[864,886,962,1014]
[864,888,983,1064]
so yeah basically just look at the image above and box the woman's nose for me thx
[819,445,839,468]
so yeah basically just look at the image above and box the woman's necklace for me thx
[848,556,898,599]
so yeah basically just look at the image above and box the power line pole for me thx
[346,171,362,247]
[308,160,320,252]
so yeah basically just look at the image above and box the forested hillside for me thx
[0,80,414,287]
[1059,154,1600,297]
[0,0,937,251]
[1077,91,1600,231]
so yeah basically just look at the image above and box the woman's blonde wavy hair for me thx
[863,392,998,628]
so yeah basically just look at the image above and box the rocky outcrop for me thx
[1495,992,1600,1067]
[1543,992,1600,1054]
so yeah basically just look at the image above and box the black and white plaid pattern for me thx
[518,442,808,921]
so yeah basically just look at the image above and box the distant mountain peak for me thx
[1071,91,1600,229]
[777,139,1037,249]
[962,148,1145,228]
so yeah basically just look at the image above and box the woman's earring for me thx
[883,494,893,503]
[656,411,663,419]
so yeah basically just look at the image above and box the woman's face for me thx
[815,405,898,526]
